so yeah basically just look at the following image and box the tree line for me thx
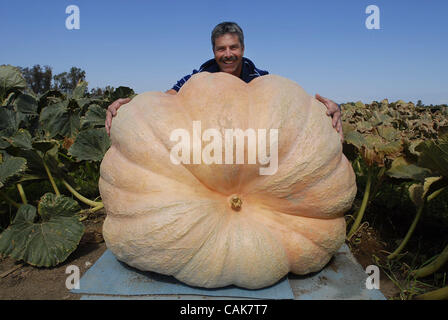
[17,65,447,108]
[18,64,110,96]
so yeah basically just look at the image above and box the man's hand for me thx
[315,93,344,142]
[105,98,131,136]
[165,89,177,95]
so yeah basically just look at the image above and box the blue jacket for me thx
[172,57,269,92]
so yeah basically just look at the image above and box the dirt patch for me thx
[0,210,107,300]
[347,223,402,299]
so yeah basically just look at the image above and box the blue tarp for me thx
[71,244,386,300]
[71,249,294,299]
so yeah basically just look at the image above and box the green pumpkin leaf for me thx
[81,104,106,129]
[68,128,110,161]
[14,93,38,115]
[71,81,88,100]
[0,138,10,149]
[386,156,431,181]
[75,98,91,110]
[32,139,60,154]
[16,149,45,173]
[0,65,27,101]
[38,193,80,220]
[40,101,80,138]
[7,129,32,150]
[0,195,84,267]
[356,120,373,132]
[376,140,403,155]
[343,124,366,149]
[408,177,446,207]
[377,126,400,141]
[15,141,59,176]
[112,86,135,100]
[355,101,366,108]
[38,90,63,113]
[416,135,448,178]
[0,108,18,137]
[364,135,382,149]
[407,139,424,157]
[0,151,27,188]
[374,111,393,126]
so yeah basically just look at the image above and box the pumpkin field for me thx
[0,64,447,300]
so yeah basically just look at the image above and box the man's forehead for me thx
[214,33,242,46]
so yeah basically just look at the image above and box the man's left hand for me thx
[315,93,344,143]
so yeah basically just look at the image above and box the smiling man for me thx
[105,22,343,140]
[165,22,268,95]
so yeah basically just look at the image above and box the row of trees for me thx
[416,100,447,108]
[19,65,85,94]
[18,64,109,96]
[18,65,446,108]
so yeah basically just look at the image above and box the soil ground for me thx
[0,210,107,300]
[346,224,402,299]
[0,210,410,300]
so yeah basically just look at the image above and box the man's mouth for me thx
[222,59,236,65]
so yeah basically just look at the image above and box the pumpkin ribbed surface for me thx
[99,72,356,289]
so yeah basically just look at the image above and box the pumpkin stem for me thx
[387,200,425,260]
[387,186,445,260]
[414,285,448,300]
[229,195,242,211]
[16,183,28,205]
[411,243,448,278]
[43,160,60,197]
[60,178,103,207]
[347,166,373,240]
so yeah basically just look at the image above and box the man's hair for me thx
[211,22,244,50]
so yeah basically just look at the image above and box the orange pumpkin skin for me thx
[99,72,356,289]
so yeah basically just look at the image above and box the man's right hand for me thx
[105,98,131,136]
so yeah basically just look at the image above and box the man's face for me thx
[213,33,244,77]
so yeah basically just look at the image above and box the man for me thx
[105,22,343,141]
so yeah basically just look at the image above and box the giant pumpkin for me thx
[99,72,356,289]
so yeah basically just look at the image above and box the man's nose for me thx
[224,48,232,57]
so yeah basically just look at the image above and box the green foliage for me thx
[13,93,39,115]
[67,162,101,199]
[40,100,81,138]
[343,100,448,298]
[0,151,27,188]
[68,128,110,162]
[0,194,84,267]
[0,65,125,267]
[415,134,448,178]
[81,104,107,129]
[0,65,27,103]
[387,157,431,182]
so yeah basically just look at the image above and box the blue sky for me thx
[1,0,447,104]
